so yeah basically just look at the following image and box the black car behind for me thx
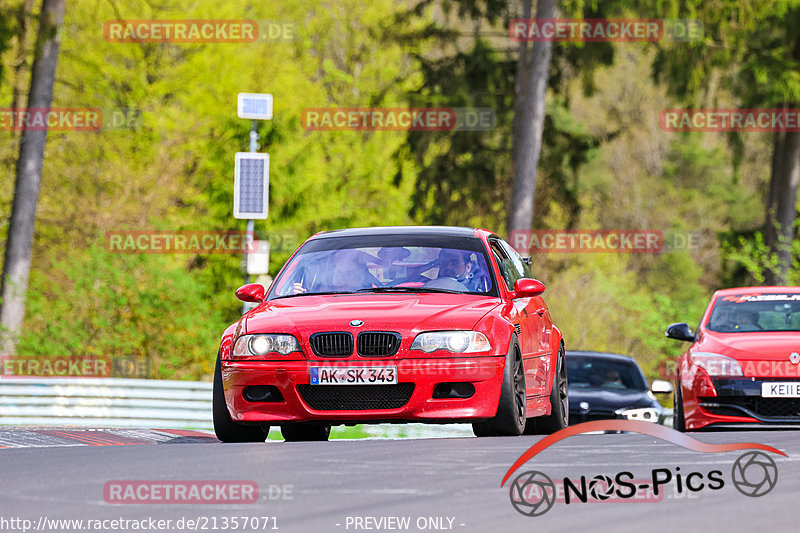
[566,350,672,425]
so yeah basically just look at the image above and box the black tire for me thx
[526,344,568,435]
[213,352,269,443]
[281,423,331,442]
[472,336,526,437]
[674,383,686,432]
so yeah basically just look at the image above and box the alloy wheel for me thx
[557,353,568,425]
[513,351,526,424]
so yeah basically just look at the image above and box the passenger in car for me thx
[328,250,375,292]
[292,249,376,294]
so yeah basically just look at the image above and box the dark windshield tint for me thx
[268,235,497,298]
[566,356,647,391]
[707,293,800,332]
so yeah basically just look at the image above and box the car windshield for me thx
[566,356,647,392]
[269,234,496,298]
[707,293,800,332]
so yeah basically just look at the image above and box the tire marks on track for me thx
[0,427,218,448]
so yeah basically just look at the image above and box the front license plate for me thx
[309,366,398,385]
[761,382,800,397]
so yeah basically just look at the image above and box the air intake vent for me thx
[309,332,353,357]
[514,324,521,336]
[357,332,402,357]
[702,397,800,419]
[297,384,415,410]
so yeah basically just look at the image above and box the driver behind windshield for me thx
[724,308,762,331]
[438,249,472,280]
[433,248,486,292]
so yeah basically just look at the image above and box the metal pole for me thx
[242,121,259,314]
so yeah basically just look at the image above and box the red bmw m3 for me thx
[668,286,800,431]
[213,226,567,441]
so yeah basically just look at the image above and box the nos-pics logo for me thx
[502,420,784,517]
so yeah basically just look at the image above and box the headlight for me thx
[410,331,491,353]
[616,407,660,422]
[689,352,744,377]
[232,334,301,357]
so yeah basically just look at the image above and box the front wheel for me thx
[473,336,526,437]
[213,352,269,443]
[525,344,568,434]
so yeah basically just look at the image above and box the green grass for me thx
[267,425,371,440]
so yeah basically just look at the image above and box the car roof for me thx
[311,226,487,239]
[565,350,639,364]
[713,286,800,296]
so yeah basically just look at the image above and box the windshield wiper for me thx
[355,286,463,294]
[272,291,357,299]
[273,287,467,299]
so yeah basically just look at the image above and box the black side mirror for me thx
[665,322,696,342]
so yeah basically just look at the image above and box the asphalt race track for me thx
[1,427,797,532]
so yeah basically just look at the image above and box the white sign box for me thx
[246,240,270,275]
[237,93,273,120]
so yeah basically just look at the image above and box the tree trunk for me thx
[11,0,37,119]
[764,127,800,285]
[0,0,65,354]
[509,0,532,197]
[507,0,556,238]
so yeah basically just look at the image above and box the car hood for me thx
[245,293,502,336]
[568,388,659,412]
[697,330,800,360]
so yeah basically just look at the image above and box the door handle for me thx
[535,307,546,316]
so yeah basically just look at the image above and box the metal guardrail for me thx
[0,378,212,429]
[0,377,676,432]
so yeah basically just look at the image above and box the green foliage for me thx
[17,244,226,380]
[721,228,800,286]
[0,4,13,83]
[402,39,518,229]
[651,0,800,105]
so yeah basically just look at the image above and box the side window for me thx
[490,240,521,291]
[498,239,534,279]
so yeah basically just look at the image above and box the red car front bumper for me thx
[221,357,506,424]
[681,369,800,430]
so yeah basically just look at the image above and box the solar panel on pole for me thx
[233,152,269,219]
